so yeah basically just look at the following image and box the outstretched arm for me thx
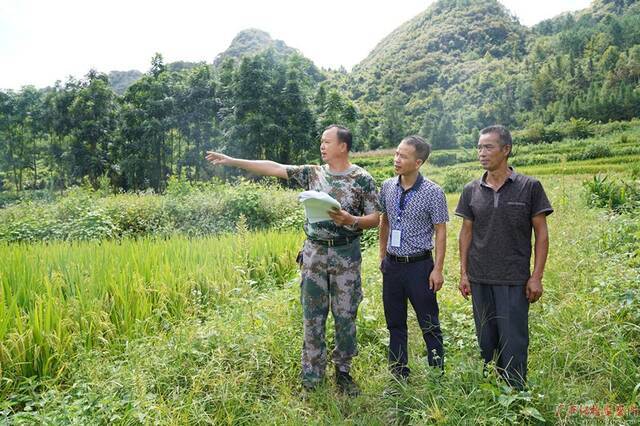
[205,151,288,179]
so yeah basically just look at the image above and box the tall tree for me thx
[119,54,177,191]
[0,87,44,191]
[176,64,220,181]
[66,70,119,187]
[379,90,406,148]
[429,114,458,149]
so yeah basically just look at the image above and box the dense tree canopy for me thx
[1,0,639,191]
[348,0,640,146]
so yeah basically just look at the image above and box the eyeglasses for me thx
[477,145,498,152]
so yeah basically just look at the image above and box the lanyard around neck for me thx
[396,186,415,222]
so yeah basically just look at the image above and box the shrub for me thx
[222,180,291,230]
[0,208,58,242]
[0,191,21,208]
[64,209,118,241]
[594,120,633,136]
[0,181,301,243]
[583,175,640,212]
[560,118,595,140]
[513,122,562,144]
[568,143,612,161]
[102,195,174,238]
[456,150,477,163]
[165,173,196,198]
[164,193,229,237]
[599,213,640,262]
[442,169,475,193]
[360,227,379,251]
[429,152,458,167]
[510,153,562,167]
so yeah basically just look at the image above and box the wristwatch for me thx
[350,216,360,230]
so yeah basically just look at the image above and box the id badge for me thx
[391,229,401,247]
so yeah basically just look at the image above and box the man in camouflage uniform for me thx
[206,125,380,395]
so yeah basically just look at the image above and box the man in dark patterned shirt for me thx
[206,125,380,396]
[455,125,552,390]
[379,135,449,380]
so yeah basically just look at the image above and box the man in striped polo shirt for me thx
[379,135,449,380]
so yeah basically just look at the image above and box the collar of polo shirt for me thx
[395,173,424,191]
[481,167,518,188]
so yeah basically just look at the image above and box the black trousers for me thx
[470,282,530,390]
[382,256,444,377]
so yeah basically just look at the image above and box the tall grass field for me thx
[0,127,639,424]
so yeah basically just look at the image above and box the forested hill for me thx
[107,70,143,96]
[1,0,639,193]
[105,29,322,94]
[534,0,638,35]
[214,29,298,66]
[351,0,529,97]
[340,0,640,149]
[214,29,324,82]
[108,62,200,95]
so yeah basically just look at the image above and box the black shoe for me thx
[300,382,317,399]
[302,382,316,391]
[335,368,360,397]
[391,365,410,381]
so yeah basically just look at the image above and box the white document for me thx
[299,191,341,223]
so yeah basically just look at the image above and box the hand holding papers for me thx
[299,191,341,223]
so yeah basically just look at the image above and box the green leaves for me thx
[583,174,640,211]
[0,179,303,243]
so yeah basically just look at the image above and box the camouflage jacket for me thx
[286,164,380,239]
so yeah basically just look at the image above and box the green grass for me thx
[1,175,639,424]
[359,154,639,189]
[0,230,303,401]
[354,121,640,187]
[1,129,639,423]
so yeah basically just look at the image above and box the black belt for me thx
[386,251,432,263]
[307,235,359,247]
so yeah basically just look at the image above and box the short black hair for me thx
[400,135,431,163]
[480,125,512,157]
[480,125,512,147]
[324,124,352,151]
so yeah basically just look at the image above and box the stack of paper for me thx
[299,191,341,223]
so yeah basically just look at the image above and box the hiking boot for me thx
[300,381,317,399]
[335,368,360,397]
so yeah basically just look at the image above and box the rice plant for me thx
[0,231,304,399]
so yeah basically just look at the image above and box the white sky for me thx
[0,0,591,91]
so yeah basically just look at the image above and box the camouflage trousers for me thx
[299,238,363,386]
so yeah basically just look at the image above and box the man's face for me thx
[320,127,346,162]
[477,132,510,171]
[394,141,423,176]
